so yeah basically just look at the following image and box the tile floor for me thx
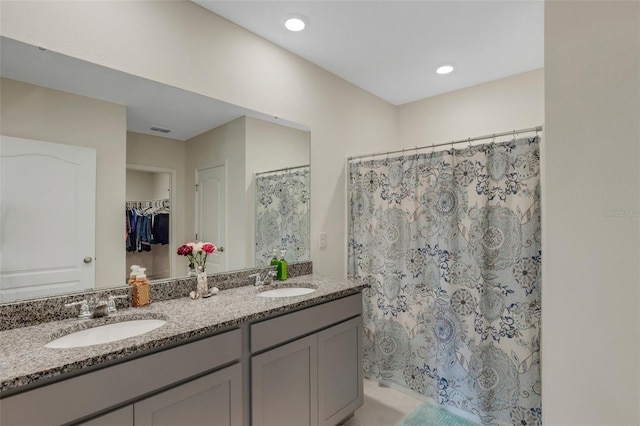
[343,377,424,426]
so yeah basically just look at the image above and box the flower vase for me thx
[196,269,208,298]
[188,266,197,277]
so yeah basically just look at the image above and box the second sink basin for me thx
[45,319,167,348]
[257,287,316,298]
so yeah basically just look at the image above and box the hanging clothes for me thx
[125,200,170,252]
[125,208,137,252]
[136,213,152,252]
[151,213,170,245]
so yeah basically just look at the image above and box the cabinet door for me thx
[134,363,242,426]
[317,316,363,426]
[251,334,318,426]
[78,405,133,426]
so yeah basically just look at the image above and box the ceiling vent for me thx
[150,126,171,134]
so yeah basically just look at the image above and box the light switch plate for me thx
[319,232,327,248]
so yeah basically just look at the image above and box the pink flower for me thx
[177,241,218,273]
[202,243,216,254]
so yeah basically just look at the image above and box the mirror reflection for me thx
[125,168,172,281]
[0,36,310,303]
[254,165,310,266]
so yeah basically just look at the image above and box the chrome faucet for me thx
[263,270,277,285]
[65,300,92,319]
[249,270,277,286]
[65,294,129,319]
[107,295,129,314]
[90,296,110,318]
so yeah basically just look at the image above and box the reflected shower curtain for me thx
[348,138,541,425]
[255,166,310,265]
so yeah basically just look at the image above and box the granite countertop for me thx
[0,274,365,394]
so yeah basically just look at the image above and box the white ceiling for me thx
[193,0,544,105]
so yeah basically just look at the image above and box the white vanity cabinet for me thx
[250,293,363,426]
[0,329,243,426]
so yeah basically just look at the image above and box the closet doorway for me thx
[126,165,176,281]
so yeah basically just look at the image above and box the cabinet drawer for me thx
[251,293,362,353]
[0,329,241,426]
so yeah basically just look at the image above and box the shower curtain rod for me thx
[347,125,543,162]
[255,164,310,176]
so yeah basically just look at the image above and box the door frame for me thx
[126,163,177,279]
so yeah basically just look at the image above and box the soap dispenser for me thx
[277,250,288,281]
[133,267,150,307]
[270,249,279,266]
[128,265,140,285]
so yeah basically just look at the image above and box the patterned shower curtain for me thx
[348,137,541,426]
[255,166,310,266]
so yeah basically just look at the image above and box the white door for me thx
[195,165,226,273]
[0,135,96,302]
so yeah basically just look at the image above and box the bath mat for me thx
[398,402,477,426]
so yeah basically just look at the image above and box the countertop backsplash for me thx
[0,261,312,331]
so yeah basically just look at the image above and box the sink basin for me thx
[257,287,316,298]
[45,319,167,348]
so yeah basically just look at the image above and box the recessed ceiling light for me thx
[285,17,306,32]
[436,65,454,75]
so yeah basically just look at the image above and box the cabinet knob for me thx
[217,247,225,252]
[83,257,93,264]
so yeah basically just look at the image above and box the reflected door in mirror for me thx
[196,165,226,273]
[0,136,96,302]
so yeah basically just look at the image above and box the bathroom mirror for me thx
[0,36,310,303]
